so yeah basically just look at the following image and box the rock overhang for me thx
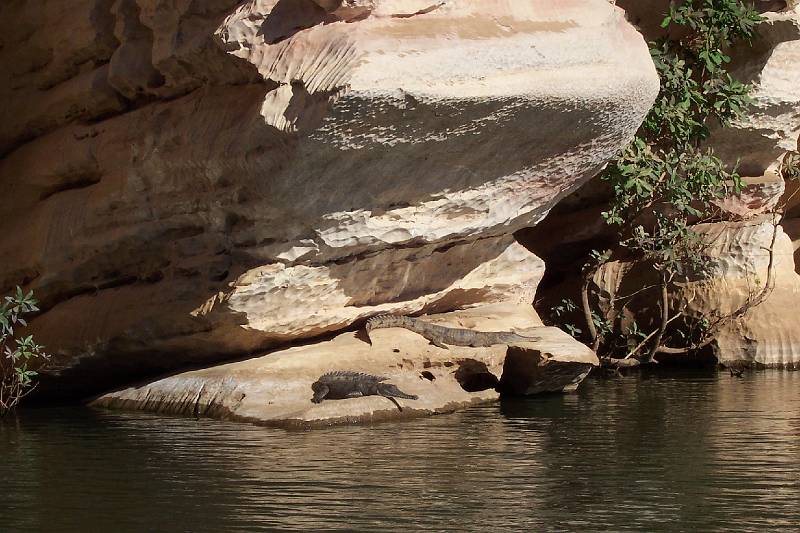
[0,0,659,395]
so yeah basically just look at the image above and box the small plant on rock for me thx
[0,287,50,416]
[782,151,800,181]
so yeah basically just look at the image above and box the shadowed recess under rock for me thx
[454,359,500,392]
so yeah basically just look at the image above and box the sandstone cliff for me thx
[0,0,658,405]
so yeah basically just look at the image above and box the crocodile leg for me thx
[430,339,449,350]
[311,384,329,403]
[385,396,404,412]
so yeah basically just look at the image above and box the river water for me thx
[1,370,798,532]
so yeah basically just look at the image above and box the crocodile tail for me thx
[366,314,401,333]
[365,315,386,345]
[365,314,409,345]
[377,382,418,401]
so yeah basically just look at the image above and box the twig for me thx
[624,313,684,359]
[610,283,663,302]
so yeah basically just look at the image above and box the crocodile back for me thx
[314,371,386,399]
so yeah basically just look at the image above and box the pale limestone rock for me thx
[678,217,800,368]
[220,238,543,339]
[593,217,800,368]
[690,1,800,362]
[710,30,800,176]
[92,304,598,427]
[783,215,800,268]
[533,1,800,370]
[0,0,655,394]
[714,173,785,219]
[499,343,594,395]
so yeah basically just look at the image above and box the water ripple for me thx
[1,371,799,532]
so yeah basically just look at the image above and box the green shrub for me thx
[1,287,50,415]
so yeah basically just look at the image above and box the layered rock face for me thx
[707,5,800,177]
[674,2,800,367]
[680,217,800,368]
[0,0,658,398]
[589,215,800,369]
[527,1,800,369]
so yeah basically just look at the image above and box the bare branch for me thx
[643,274,670,363]
[624,313,684,359]
[581,270,600,351]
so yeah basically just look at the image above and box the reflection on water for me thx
[2,370,799,532]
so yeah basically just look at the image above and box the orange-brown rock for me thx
[678,217,800,369]
[0,1,656,396]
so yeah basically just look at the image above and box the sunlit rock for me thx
[592,216,800,369]
[714,172,786,219]
[92,304,598,427]
[0,0,656,394]
[679,217,800,369]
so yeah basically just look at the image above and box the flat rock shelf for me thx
[92,304,598,427]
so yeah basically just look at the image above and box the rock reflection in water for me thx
[1,371,799,532]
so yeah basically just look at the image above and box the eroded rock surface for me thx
[92,304,598,427]
[702,218,800,368]
[670,217,800,368]
[707,5,800,177]
[715,173,786,219]
[589,216,800,369]
[525,1,800,369]
[0,1,656,396]
[689,3,800,367]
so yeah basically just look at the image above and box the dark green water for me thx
[1,370,798,532]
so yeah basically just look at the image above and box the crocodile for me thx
[365,314,541,349]
[311,371,418,411]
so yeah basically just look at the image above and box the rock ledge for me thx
[92,304,598,427]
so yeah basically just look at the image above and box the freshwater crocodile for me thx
[311,371,418,411]
[365,314,541,349]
